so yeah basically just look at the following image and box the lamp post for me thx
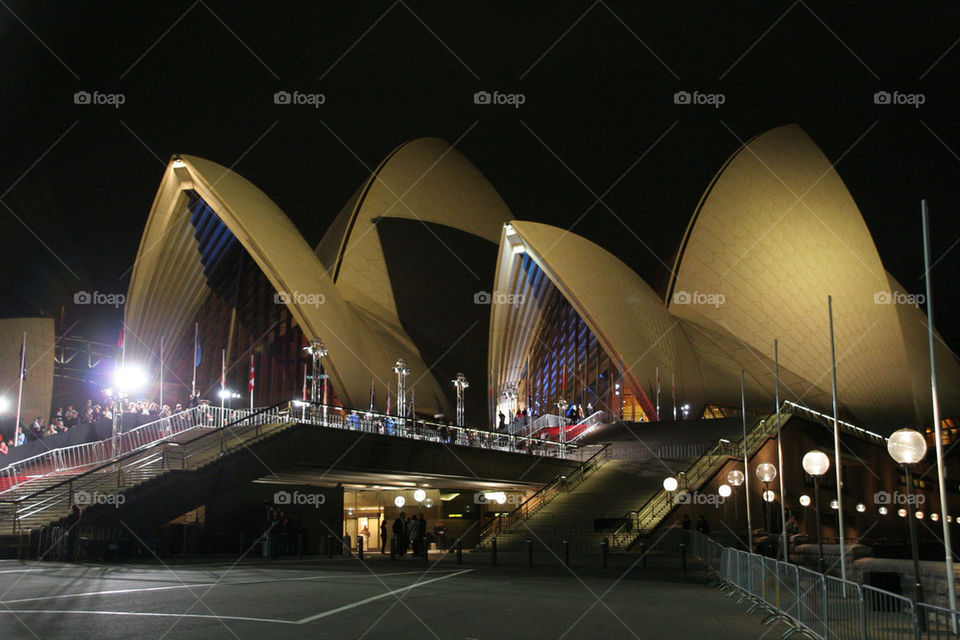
[802,450,830,573]
[111,365,146,460]
[452,373,469,427]
[727,469,745,537]
[757,463,778,536]
[393,358,410,423]
[888,428,928,615]
[556,399,569,458]
[304,339,328,406]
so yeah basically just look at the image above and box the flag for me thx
[369,378,376,412]
[248,354,255,392]
[321,374,328,406]
[194,323,202,366]
[386,381,391,415]
[302,363,308,401]
[221,349,226,390]
[656,366,661,394]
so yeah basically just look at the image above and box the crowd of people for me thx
[1,393,208,455]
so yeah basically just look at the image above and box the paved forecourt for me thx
[0,552,789,639]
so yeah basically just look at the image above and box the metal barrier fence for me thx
[691,531,958,640]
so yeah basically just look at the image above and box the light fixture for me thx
[887,428,927,465]
[394,495,405,508]
[663,477,679,492]
[931,512,940,522]
[899,508,908,518]
[0,396,9,413]
[916,511,925,520]
[424,498,434,508]
[756,463,777,483]
[113,365,146,392]
[801,450,830,477]
[830,499,839,510]
[718,484,732,498]
[799,494,811,507]
[726,470,744,487]
[879,506,889,515]
[763,490,776,503]
[413,488,426,503]
[856,503,866,513]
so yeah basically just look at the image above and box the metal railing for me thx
[0,406,224,493]
[608,412,789,550]
[692,530,958,640]
[476,443,612,546]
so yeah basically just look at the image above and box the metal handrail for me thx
[609,412,790,549]
[476,443,612,545]
[0,406,216,493]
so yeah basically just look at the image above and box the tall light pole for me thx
[393,358,410,421]
[556,398,569,458]
[921,201,958,624]
[453,373,469,427]
[304,339,327,406]
[774,339,789,562]
[757,463,777,538]
[802,450,830,573]
[740,370,753,553]
[888,428,928,618]
[111,365,146,460]
[827,295,847,582]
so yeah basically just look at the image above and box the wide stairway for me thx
[482,458,665,551]
[0,415,296,535]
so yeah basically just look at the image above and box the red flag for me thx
[302,363,308,401]
[249,354,255,392]
[385,381,391,415]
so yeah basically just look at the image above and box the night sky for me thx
[2,2,959,357]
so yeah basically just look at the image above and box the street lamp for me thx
[727,469,745,526]
[414,488,426,503]
[452,373,469,427]
[757,463,777,534]
[393,358,411,421]
[802,450,830,573]
[111,365,146,459]
[663,476,679,493]
[887,427,927,613]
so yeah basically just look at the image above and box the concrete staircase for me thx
[0,419,296,535]
[480,459,666,551]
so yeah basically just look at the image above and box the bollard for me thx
[527,539,533,567]
[680,543,687,572]
[327,534,333,559]
[358,534,364,560]
[639,542,646,570]
[390,535,396,561]
[601,538,608,569]
[491,537,497,566]
[456,538,463,564]
[563,540,570,566]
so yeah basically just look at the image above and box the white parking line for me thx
[297,569,473,623]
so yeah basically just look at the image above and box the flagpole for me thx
[655,366,660,421]
[922,200,958,625]
[192,322,198,397]
[15,332,26,446]
[672,371,676,421]
[159,335,164,408]
[828,295,848,584]
[249,353,255,412]
[741,369,753,553]
[775,339,788,562]
[221,349,226,412]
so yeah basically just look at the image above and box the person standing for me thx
[380,519,389,554]
[393,512,407,556]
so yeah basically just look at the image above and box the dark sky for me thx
[2,1,959,356]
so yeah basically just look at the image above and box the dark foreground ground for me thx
[0,548,790,639]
